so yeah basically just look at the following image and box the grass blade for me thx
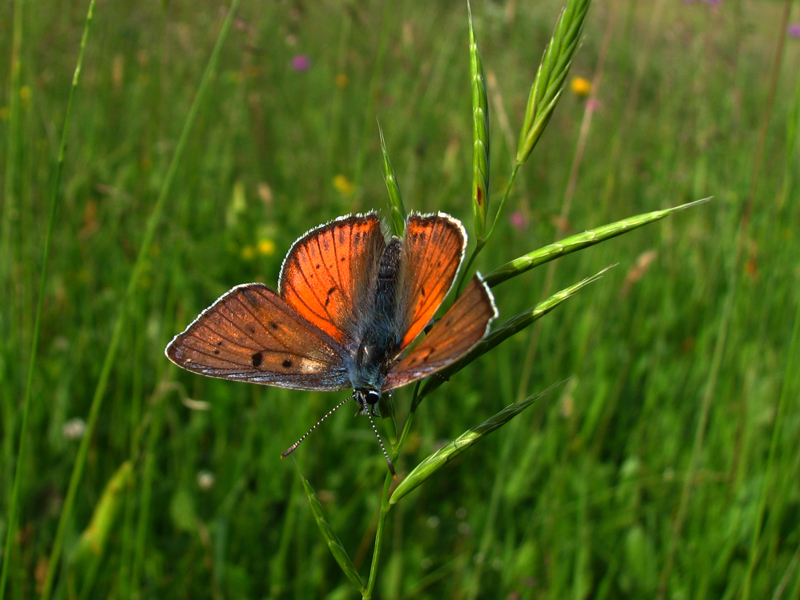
[419,265,613,401]
[741,276,800,596]
[516,0,591,164]
[71,462,133,568]
[297,467,365,594]
[378,121,406,237]
[390,382,564,505]
[485,198,710,288]
[0,1,96,597]
[38,2,244,597]
[468,1,490,241]
[0,0,23,277]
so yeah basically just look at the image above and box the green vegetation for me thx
[2,0,799,598]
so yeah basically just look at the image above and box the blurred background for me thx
[1,0,799,598]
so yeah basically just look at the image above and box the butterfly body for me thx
[346,236,404,413]
[166,211,497,428]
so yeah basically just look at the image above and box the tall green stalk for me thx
[0,0,25,553]
[38,1,244,597]
[364,473,394,599]
[740,273,800,597]
[0,0,23,279]
[0,1,94,598]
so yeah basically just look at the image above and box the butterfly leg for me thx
[366,410,396,477]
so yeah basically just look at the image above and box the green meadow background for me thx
[2,0,800,598]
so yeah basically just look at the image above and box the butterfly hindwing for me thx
[394,212,467,352]
[166,283,351,391]
[383,274,497,391]
[279,213,386,345]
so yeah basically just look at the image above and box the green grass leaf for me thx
[71,461,134,564]
[297,466,365,594]
[38,2,245,597]
[468,1,490,241]
[419,265,613,401]
[390,382,564,505]
[485,198,711,288]
[517,0,591,164]
[379,122,406,237]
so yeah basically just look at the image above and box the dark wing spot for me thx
[269,321,279,330]
[251,352,263,367]
[316,263,321,269]
[420,287,426,297]
[213,349,220,355]
[324,286,338,306]
[282,358,293,368]
[246,324,256,334]
[216,341,223,346]
[340,256,346,262]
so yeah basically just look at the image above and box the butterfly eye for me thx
[354,388,381,410]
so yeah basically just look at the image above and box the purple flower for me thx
[789,24,800,38]
[509,211,527,231]
[291,54,311,72]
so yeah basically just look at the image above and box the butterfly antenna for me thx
[367,410,397,478]
[281,395,352,458]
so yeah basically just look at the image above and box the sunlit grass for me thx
[1,0,799,598]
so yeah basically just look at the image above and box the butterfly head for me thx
[354,388,381,416]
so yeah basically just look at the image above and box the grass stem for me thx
[0,1,95,597]
[364,473,393,599]
[38,1,243,597]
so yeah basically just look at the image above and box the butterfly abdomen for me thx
[350,238,403,392]
[373,238,402,322]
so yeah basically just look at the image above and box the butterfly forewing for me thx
[383,274,497,391]
[394,213,466,351]
[279,213,385,345]
[166,283,351,391]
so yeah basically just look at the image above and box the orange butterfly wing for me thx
[394,212,467,351]
[279,213,385,345]
[165,283,351,391]
[383,274,497,391]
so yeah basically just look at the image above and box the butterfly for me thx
[165,211,497,472]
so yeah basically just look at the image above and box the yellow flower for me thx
[257,239,276,256]
[570,76,591,97]
[333,174,354,196]
[241,245,255,260]
[335,73,349,88]
[19,85,32,110]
